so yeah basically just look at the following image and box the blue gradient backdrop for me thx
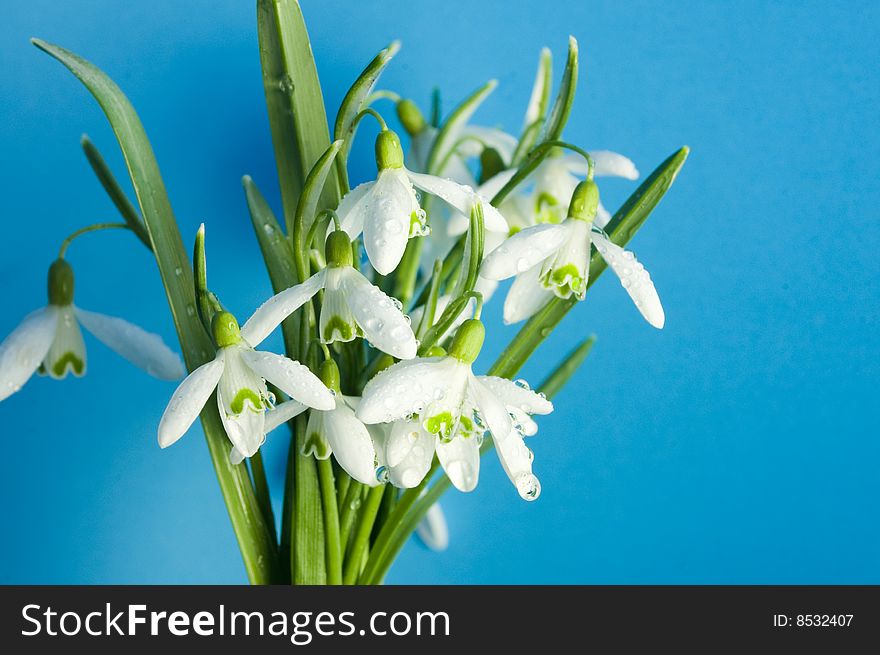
[1,1,877,583]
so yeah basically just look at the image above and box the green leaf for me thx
[488,146,690,380]
[512,47,553,165]
[257,0,339,235]
[80,134,151,248]
[333,41,400,192]
[542,36,578,143]
[538,334,596,399]
[293,140,343,267]
[32,38,280,584]
[415,259,443,340]
[452,202,485,297]
[425,79,497,175]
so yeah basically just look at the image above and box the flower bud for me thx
[423,345,447,358]
[325,229,354,268]
[447,319,485,364]
[373,353,396,374]
[396,99,426,136]
[568,179,600,222]
[211,311,241,348]
[479,148,506,184]
[375,129,405,170]
[318,358,341,394]
[47,258,74,306]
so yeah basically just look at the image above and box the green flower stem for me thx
[80,135,151,248]
[33,38,280,584]
[317,457,342,585]
[58,222,130,258]
[342,485,385,585]
[336,468,351,507]
[293,412,326,584]
[250,452,277,537]
[339,481,365,548]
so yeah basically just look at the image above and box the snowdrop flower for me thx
[158,310,334,460]
[301,359,382,486]
[528,149,639,228]
[336,128,509,275]
[244,229,418,360]
[481,180,665,328]
[0,258,183,401]
[416,503,450,552]
[358,319,553,500]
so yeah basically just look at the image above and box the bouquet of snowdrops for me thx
[0,0,687,584]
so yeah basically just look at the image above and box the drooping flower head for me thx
[358,319,553,500]
[481,180,665,327]
[0,258,183,401]
[336,128,508,275]
[158,309,334,461]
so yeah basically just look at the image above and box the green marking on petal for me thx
[459,414,474,433]
[52,352,84,377]
[322,315,358,343]
[409,209,428,237]
[535,192,563,224]
[424,411,457,441]
[545,263,585,299]
[303,431,331,459]
[230,388,263,414]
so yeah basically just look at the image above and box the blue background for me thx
[1,0,877,584]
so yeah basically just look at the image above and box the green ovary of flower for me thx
[322,315,358,342]
[229,388,263,414]
[52,352,84,377]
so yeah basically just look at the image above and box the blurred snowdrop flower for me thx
[0,258,183,401]
[245,229,418,360]
[336,128,508,275]
[358,319,552,500]
[158,310,334,460]
[481,179,665,327]
[416,503,450,552]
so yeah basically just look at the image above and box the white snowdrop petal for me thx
[264,399,308,432]
[436,434,480,492]
[0,306,58,401]
[337,180,375,239]
[480,223,569,280]
[478,168,517,202]
[595,201,612,229]
[74,307,183,380]
[385,418,435,488]
[503,263,554,325]
[217,384,266,458]
[510,407,539,437]
[319,268,359,344]
[240,269,326,347]
[358,357,450,424]
[240,348,335,410]
[406,169,473,214]
[363,170,417,275]
[340,267,417,359]
[460,125,518,164]
[591,228,665,329]
[230,446,246,466]
[494,428,541,501]
[468,376,513,440]
[416,503,450,552]
[158,356,225,448]
[323,401,380,486]
[43,306,87,380]
[475,375,554,415]
[588,150,639,180]
[541,218,591,299]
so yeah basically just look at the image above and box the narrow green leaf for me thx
[333,41,400,192]
[425,79,497,175]
[542,36,578,142]
[80,134,151,248]
[415,259,443,340]
[293,140,343,260]
[32,38,280,584]
[257,0,339,235]
[538,334,596,399]
[452,202,485,297]
[488,146,690,380]
[512,47,553,165]
[192,224,213,334]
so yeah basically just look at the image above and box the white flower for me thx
[158,310,334,459]
[481,180,665,328]
[336,129,508,275]
[230,398,307,465]
[416,503,450,552]
[242,230,418,360]
[0,259,183,402]
[358,319,553,500]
